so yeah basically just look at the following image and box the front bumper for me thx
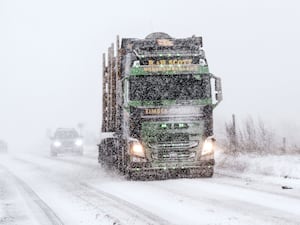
[127,159,215,179]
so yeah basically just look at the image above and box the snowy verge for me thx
[215,150,300,180]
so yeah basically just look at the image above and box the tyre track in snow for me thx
[36,154,300,200]
[16,154,300,224]
[47,155,97,169]
[78,182,173,225]
[214,171,300,200]
[0,165,64,225]
[143,179,300,225]
[82,153,97,160]
[10,155,174,225]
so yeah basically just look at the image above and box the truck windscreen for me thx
[129,75,210,101]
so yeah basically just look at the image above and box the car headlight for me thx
[130,142,145,158]
[53,141,61,147]
[75,139,83,146]
[201,138,215,155]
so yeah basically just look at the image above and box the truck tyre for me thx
[98,141,105,164]
[203,167,214,178]
[116,141,126,174]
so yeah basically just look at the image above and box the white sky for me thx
[1,0,300,149]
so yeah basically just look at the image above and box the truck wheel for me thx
[203,167,214,178]
[98,142,105,164]
[117,145,126,174]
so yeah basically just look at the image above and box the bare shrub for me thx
[224,121,237,154]
[223,116,277,154]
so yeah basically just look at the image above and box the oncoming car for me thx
[50,128,83,156]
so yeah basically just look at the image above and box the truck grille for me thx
[157,133,189,142]
[149,140,198,162]
[152,150,196,162]
[147,133,198,162]
[148,141,198,150]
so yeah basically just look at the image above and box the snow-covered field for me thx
[1,147,300,225]
[216,150,300,179]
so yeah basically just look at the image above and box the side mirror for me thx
[210,74,223,106]
[215,77,223,102]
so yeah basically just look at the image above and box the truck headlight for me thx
[130,142,145,158]
[201,138,215,155]
[75,139,83,146]
[53,141,61,147]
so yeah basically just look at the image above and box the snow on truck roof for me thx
[145,32,172,39]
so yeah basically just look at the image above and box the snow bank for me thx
[215,150,300,179]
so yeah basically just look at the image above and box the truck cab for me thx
[99,33,222,179]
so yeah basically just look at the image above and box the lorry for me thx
[98,32,222,179]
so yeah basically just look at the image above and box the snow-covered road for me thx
[1,150,300,225]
